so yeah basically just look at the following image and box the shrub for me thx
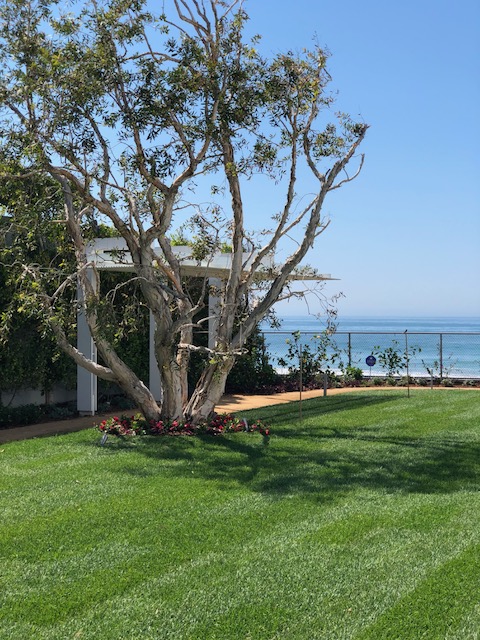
[342,366,363,385]
[462,379,479,388]
[226,328,280,393]
[0,404,43,428]
[373,340,420,378]
[44,403,77,421]
[277,330,341,388]
[441,378,454,387]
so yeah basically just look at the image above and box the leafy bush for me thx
[44,404,77,420]
[342,366,363,385]
[226,328,280,393]
[0,401,77,429]
[373,340,420,378]
[278,330,341,387]
[0,404,42,428]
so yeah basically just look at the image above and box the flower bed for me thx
[97,412,270,442]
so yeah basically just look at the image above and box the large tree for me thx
[0,0,367,423]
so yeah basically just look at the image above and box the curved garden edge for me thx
[1,385,479,445]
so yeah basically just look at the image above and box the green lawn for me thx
[1,390,480,639]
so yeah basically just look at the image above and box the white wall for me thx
[1,385,76,408]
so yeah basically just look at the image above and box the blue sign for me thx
[366,355,376,367]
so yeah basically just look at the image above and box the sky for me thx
[237,0,480,318]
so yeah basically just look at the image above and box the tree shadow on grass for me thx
[179,432,480,500]
[254,392,400,425]
[105,393,480,501]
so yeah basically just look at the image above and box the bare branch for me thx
[84,113,112,201]
[49,318,116,381]
[47,262,93,304]
[178,342,245,357]
[329,154,365,190]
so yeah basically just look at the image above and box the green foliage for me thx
[0,206,148,397]
[373,339,421,377]
[0,404,43,427]
[0,197,77,394]
[343,365,363,383]
[278,330,341,386]
[226,327,280,393]
[0,157,150,396]
[0,313,76,393]
[95,271,150,384]
[0,401,77,428]
[0,0,367,420]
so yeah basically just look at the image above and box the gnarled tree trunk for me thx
[184,355,236,424]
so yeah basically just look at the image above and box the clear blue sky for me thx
[240,0,480,318]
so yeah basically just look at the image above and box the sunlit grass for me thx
[1,390,480,639]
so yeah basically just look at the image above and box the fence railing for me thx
[261,331,480,380]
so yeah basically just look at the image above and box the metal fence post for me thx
[299,340,303,421]
[348,332,352,368]
[405,330,410,397]
[440,333,443,380]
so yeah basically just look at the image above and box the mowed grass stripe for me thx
[1,390,479,639]
[3,494,476,639]
[357,543,480,639]
[3,492,480,638]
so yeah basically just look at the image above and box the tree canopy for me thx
[0,0,367,422]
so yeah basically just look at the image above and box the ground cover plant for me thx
[97,412,270,441]
[1,389,480,639]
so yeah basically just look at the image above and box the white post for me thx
[149,311,162,402]
[208,277,222,350]
[77,268,98,416]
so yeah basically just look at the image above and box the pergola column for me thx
[77,268,98,416]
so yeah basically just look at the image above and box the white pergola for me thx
[77,238,336,414]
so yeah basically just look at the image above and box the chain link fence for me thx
[261,331,480,381]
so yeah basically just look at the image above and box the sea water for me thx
[259,316,480,378]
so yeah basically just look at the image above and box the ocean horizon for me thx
[262,315,480,333]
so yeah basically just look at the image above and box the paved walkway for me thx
[0,386,468,444]
[0,388,349,444]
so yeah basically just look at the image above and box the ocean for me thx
[259,316,480,379]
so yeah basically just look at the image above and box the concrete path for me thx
[0,388,340,444]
